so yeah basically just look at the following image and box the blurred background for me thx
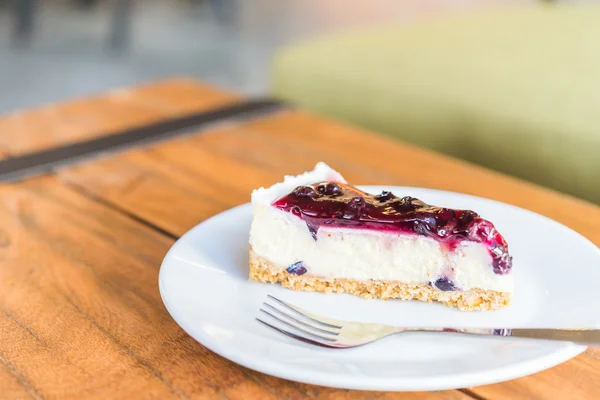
[1,0,599,205]
[0,0,533,113]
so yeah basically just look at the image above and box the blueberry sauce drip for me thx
[272,182,512,275]
[286,261,307,276]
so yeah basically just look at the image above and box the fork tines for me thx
[257,295,342,347]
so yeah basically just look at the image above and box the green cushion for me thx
[271,6,600,204]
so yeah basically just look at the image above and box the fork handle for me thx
[409,328,600,347]
[506,329,600,346]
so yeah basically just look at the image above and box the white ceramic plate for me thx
[159,186,600,391]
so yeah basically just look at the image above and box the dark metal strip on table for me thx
[0,98,288,183]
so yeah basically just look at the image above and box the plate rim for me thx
[159,186,593,391]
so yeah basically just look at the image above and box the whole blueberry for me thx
[343,197,366,219]
[286,261,307,275]
[317,182,343,197]
[404,196,427,208]
[459,211,478,229]
[294,186,318,198]
[376,190,395,203]
[393,197,420,212]
[432,277,458,291]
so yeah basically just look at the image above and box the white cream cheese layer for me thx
[249,162,513,293]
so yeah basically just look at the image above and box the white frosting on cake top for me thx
[251,162,345,206]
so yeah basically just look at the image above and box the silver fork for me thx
[257,295,600,348]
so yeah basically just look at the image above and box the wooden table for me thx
[1,79,599,400]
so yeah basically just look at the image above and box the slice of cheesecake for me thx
[249,163,513,311]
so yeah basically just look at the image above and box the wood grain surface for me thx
[1,79,599,399]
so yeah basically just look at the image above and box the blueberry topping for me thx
[438,209,456,222]
[316,182,343,197]
[294,186,318,198]
[376,190,395,202]
[490,245,512,275]
[391,196,423,212]
[273,181,513,275]
[413,215,437,235]
[432,277,459,291]
[286,261,307,275]
[343,197,366,219]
